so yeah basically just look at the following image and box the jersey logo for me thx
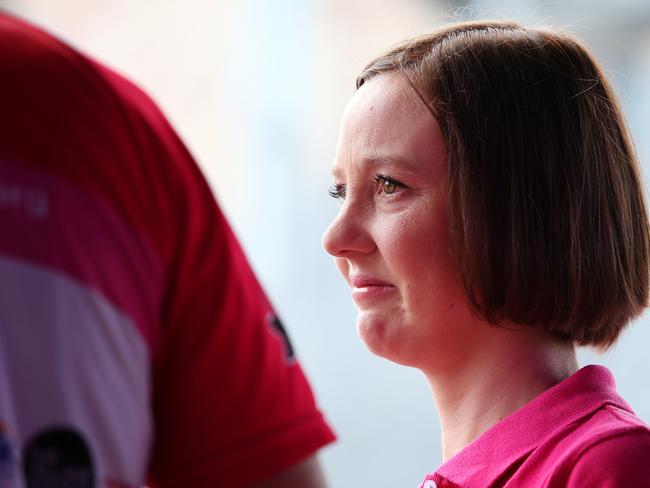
[267,313,295,361]
[23,426,95,488]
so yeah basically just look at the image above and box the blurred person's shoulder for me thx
[0,10,171,141]
[0,10,209,287]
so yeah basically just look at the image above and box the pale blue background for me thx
[3,1,649,486]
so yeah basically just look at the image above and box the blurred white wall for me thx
[2,1,649,487]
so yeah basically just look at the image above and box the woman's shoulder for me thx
[564,426,650,486]
[556,405,650,487]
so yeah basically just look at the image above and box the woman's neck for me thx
[424,326,579,462]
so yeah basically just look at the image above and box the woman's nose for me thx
[322,203,375,258]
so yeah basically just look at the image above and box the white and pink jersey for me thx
[0,13,334,488]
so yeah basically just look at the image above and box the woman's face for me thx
[322,73,475,368]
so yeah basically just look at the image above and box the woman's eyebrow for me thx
[329,154,420,179]
[364,154,417,169]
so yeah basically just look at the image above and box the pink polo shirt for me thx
[419,365,650,488]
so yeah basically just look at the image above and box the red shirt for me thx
[0,12,334,488]
[419,365,650,488]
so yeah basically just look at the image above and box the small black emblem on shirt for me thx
[268,313,295,361]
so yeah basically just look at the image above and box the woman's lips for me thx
[349,275,397,304]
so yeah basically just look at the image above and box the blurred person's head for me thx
[323,21,649,369]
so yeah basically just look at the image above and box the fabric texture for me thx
[419,365,650,488]
[0,11,334,488]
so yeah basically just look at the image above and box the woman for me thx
[323,21,650,487]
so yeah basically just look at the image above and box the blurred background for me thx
[2,0,648,486]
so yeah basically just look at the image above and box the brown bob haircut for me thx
[357,21,650,348]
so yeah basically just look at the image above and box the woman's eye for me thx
[374,174,404,196]
[382,179,397,195]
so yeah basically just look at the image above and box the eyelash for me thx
[328,173,406,200]
[328,183,346,200]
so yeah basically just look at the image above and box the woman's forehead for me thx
[344,73,427,122]
[334,73,445,176]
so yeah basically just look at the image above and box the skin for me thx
[251,455,327,488]
[322,73,579,461]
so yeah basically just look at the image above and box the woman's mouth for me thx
[349,274,397,304]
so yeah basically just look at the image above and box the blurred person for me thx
[323,21,650,487]
[0,11,334,488]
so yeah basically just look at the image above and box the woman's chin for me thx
[356,312,414,366]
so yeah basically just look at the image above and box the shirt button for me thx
[422,481,437,488]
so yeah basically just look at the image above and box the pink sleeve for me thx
[566,430,650,488]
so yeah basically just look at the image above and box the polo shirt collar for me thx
[429,365,632,488]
